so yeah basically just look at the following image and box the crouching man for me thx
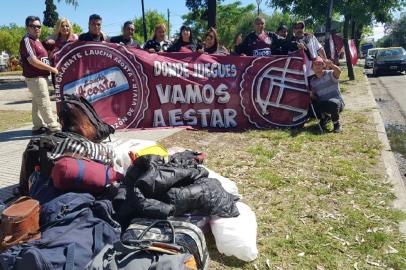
[310,56,345,133]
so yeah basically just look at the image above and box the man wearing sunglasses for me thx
[79,14,108,42]
[20,16,60,135]
[110,21,140,48]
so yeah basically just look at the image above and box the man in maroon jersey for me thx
[20,16,60,135]
[235,16,286,57]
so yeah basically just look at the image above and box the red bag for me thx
[51,157,123,193]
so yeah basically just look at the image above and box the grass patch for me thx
[160,66,406,269]
[0,110,31,131]
[0,70,22,77]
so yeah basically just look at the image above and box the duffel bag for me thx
[86,220,197,270]
[51,157,124,194]
[122,218,209,270]
[0,193,121,270]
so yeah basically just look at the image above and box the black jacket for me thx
[110,35,140,48]
[167,39,202,52]
[144,39,171,52]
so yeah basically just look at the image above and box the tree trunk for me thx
[354,24,363,54]
[343,14,355,80]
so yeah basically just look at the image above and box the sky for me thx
[0,0,274,37]
[0,0,403,40]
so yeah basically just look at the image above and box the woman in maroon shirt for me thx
[44,18,78,61]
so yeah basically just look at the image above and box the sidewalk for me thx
[0,126,184,201]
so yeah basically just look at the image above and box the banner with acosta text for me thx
[54,42,310,130]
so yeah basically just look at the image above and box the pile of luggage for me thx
[0,95,258,269]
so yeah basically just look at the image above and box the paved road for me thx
[369,72,406,182]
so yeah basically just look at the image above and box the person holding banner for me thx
[289,21,327,77]
[144,23,172,53]
[43,18,78,59]
[310,56,344,133]
[203,27,229,55]
[235,16,285,57]
[79,14,108,42]
[110,21,140,48]
[167,25,202,53]
[19,16,60,135]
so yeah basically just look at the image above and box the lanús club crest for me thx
[239,56,310,128]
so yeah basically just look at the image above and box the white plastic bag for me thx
[201,166,241,198]
[210,202,258,261]
[111,139,160,174]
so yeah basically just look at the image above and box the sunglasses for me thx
[294,26,304,30]
[29,24,42,29]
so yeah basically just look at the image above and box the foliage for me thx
[132,10,167,44]
[72,23,82,35]
[57,0,78,8]
[0,24,26,56]
[183,1,296,49]
[43,0,59,27]
[377,15,406,48]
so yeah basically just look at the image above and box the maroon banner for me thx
[54,42,310,130]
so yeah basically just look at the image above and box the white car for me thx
[364,48,383,69]
[0,51,10,71]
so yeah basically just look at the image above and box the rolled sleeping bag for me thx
[51,157,123,194]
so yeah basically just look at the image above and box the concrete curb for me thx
[365,76,406,235]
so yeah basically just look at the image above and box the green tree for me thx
[133,10,167,44]
[377,16,406,47]
[72,23,83,35]
[0,24,25,56]
[183,1,256,47]
[43,0,59,27]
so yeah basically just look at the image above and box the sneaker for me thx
[32,127,49,135]
[333,122,342,133]
[319,115,331,129]
[48,126,61,133]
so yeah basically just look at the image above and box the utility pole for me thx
[256,0,262,15]
[324,0,334,59]
[167,9,170,39]
[208,0,216,28]
[141,0,147,43]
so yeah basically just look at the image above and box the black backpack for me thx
[59,94,115,142]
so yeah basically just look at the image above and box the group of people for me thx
[20,13,344,135]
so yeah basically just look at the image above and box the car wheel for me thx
[373,67,379,77]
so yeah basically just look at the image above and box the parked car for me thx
[372,47,406,76]
[364,48,383,69]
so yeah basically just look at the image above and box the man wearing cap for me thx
[289,21,327,77]
[20,16,60,135]
[236,16,286,57]
[310,56,344,133]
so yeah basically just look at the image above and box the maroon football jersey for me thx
[251,32,273,57]
[20,34,50,78]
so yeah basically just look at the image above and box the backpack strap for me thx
[65,243,75,270]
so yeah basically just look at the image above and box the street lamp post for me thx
[141,0,147,43]
[324,0,334,59]
[256,0,262,15]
